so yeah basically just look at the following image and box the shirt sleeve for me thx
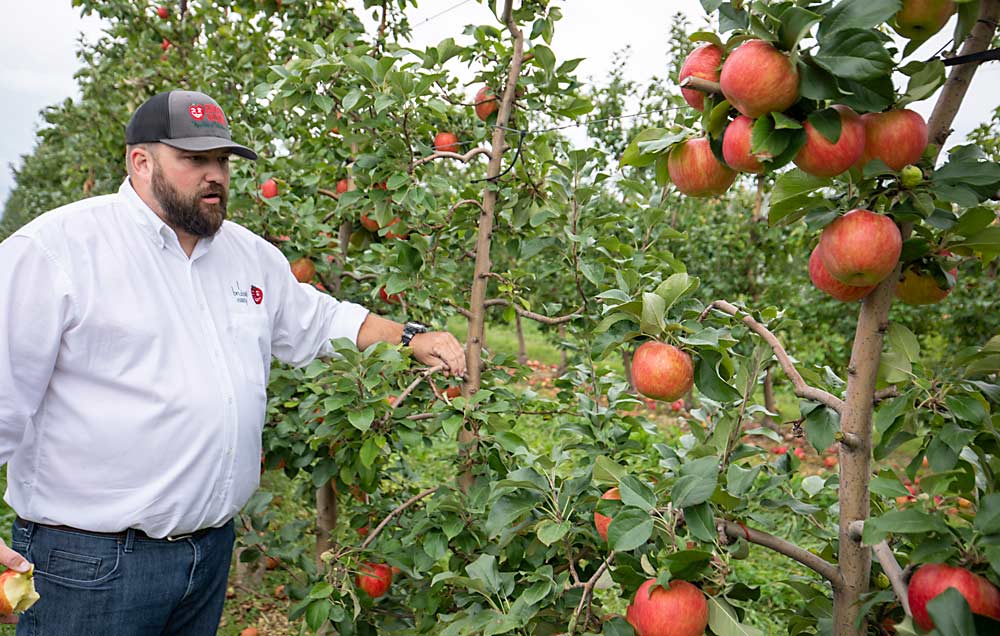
[269,264,370,368]
[0,235,76,464]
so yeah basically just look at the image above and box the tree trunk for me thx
[459,0,524,493]
[833,4,998,632]
[315,481,338,565]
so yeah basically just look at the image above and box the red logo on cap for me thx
[189,105,205,120]
[251,285,263,305]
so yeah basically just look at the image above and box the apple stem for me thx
[700,300,845,413]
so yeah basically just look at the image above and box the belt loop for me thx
[16,518,35,541]
[123,528,136,553]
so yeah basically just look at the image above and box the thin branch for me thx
[701,300,845,413]
[359,487,439,551]
[317,188,340,201]
[719,519,841,587]
[411,146,493,169]
[568,555,614,634]
[388,364,446,412]
[848,521,911,616]
[679,76,722,95]
[484,299,583,325]
[873,386,900,404]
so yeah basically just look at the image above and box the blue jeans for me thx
[10,518,235,636]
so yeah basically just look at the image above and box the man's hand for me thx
[409,331,466,378]
[0,539,31,624]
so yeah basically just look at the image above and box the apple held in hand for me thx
[818,209,902,287]
[631,342,694,402]
[0,566,40,615]
[722,115,765,174]
[908,563,1000,631]
[356,562,393,598]
[668,137,736,197]
[858,109,928,172]
[892,0,956,40]
[626,579,709,636]
[260,178,279,199]
[794,105,866,178]
[433,132,460,153]
[720,39,799,119]
[679,43,723,112]
[808,245,875,302]
[593,487,621,542]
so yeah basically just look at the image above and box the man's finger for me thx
[0,542,31,573]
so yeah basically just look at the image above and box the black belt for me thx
[15,516,215,542]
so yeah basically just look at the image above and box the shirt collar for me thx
[119,178,172,249]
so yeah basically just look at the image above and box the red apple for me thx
[818,209,902,286]
[593,487,621,542]
[631,342,694,402]
[161,38,171,51]
[720,40,799,119]
[908,563,1000,631]
[433,131,460,153]
[626,579,708,636]
[892,0,956,40]
[670,399,684,412]
[794,105,866,178]
[240,628,259,636]
[361,213,401,234]
[668,137,736,197]
[857,109,929,172]
[474,86,498,121]
[794,447,806,459]
[261,178,279,199]
[290,257,316,283]
[444,385,462,399]
[679,44,724,112]
[722,115,766,174]
[336,178,349,194]
[896,262,957,305]
[773,445,789,455]
[157,6,169,19]
[824,456,838,468]
[808,244,876,301]
[356,562,393,598]
[0,567,40,615]
[379,287,402,304]
[264,556,281,571]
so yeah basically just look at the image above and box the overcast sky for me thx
[2,0,997,213]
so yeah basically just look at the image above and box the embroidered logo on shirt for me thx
[251,286,263,305]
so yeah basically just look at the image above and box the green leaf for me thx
[834,75,895,112]
[806,406,840,453]
[305,599,331,631]
[348,408,375,432]
[641,292,666,334]
[779,7,823,51]
[899,60,946,107]
[608,508,655,551]
[665,549,714,579]
[798,61,841,101]
[683,502,716,542]
[802,475,825,497]
[750,115,791,160]
[708,596,766,636]
[948,227,1000,261]
[975,493,1000,534]
[818,0,902,38]
[594,456,627,483]
[342,88,362,111]
[862,509,950,544]
[653,273,699,313]
[813,29,894,80]
[532,44,556,75]
[672,471,719,509]
[690,30,724,48]
[619,475,657,512]
[766,171,833,226]
[466,554,502,595]
[889,323,921,363]
[808,108,842,144]
[927,587,977,636]
[695,351,741,402]
[620,128,670,168]
[359,435,381,467]
[485,493,539,538]
[726,463,761,497]
[945,394,988,425]
[536,519,570,546]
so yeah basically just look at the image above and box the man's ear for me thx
[128,145,156,180]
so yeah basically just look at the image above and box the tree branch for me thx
[848,521,911,617]
[358,487,439,551]
[568,555,614,634]
[678,76,722,95]
[719,519,841,587]
[700,300,845,413]
[411,146,493,169]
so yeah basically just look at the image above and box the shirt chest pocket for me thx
[230,313,272,388]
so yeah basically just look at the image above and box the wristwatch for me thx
[400,321,429,347]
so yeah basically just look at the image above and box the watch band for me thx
[400,322,429,347]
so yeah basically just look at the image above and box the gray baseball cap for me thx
[125,90,258,160]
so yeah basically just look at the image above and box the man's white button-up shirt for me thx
[0,179,369,538]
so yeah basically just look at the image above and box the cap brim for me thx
[160,137,258,160]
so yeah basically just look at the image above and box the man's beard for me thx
[151,167,228,238]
